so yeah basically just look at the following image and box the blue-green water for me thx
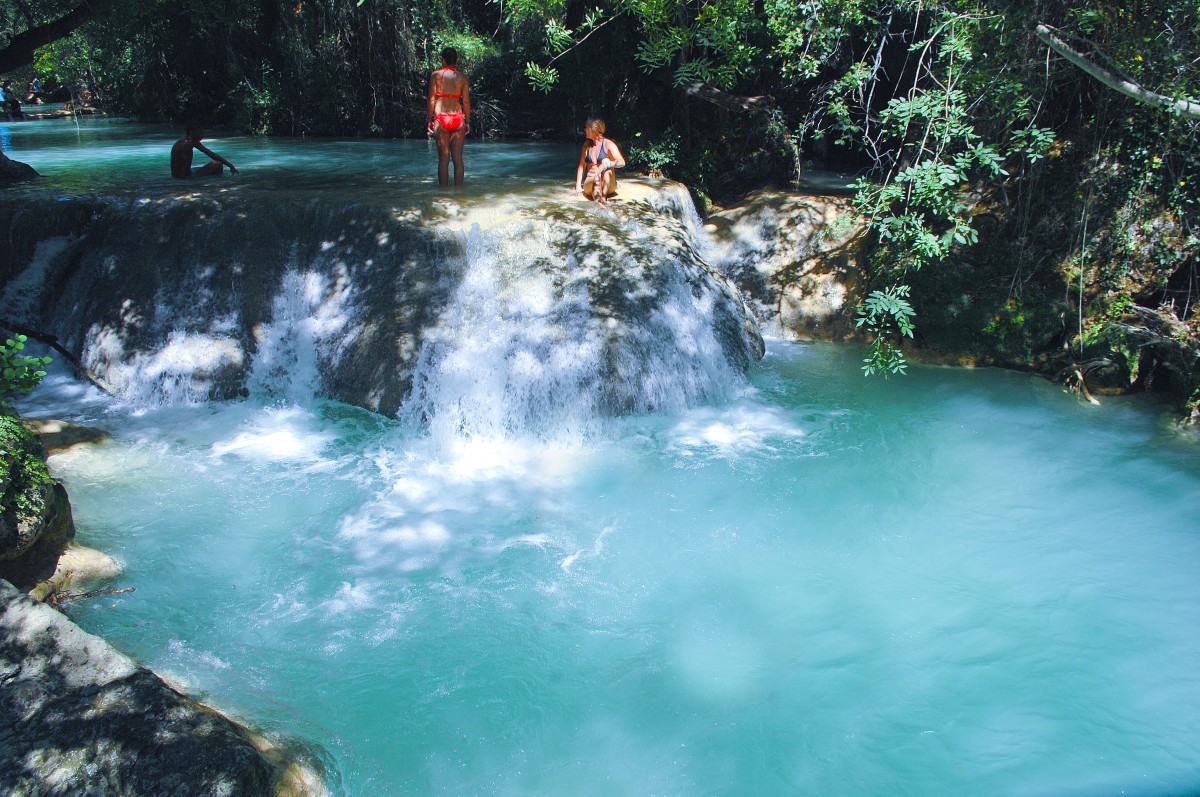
[19,342,1200,796]
[8,118,1200,796]
[2,116,575,197]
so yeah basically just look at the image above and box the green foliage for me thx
[0,336,50,411]
[0,415,57,545]
[856,285,914,377]
[628,130,680,176]
[525,62,559,93]
[14,0,1200,408]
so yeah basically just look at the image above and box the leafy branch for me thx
[856,285,915,377]
[0,335,51,412]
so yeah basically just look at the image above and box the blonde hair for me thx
[585,118,606,136]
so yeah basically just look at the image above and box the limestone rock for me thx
[707,190,867,339]
[24,418,109,455]
[0,179,761,417]
[0,578,310,796]
[29,543,123,603]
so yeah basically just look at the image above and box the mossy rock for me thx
[0,416,75,590]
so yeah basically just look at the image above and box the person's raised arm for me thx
[196,141,238,174]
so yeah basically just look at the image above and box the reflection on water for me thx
[18,340,1200,797]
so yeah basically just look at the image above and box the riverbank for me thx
[0,418,329,796]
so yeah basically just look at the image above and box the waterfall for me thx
[401,194,755,444]
[0,181,762,424]
[247,269,354,406]
[402,225,605,444]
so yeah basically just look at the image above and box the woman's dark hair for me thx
[441,47,458,67]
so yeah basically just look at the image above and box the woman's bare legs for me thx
[436,128,452,186]
[583,170,616,204]
[450,128,466,186]
[435,126,468,187]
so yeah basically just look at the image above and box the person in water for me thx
[575,118,625,206]
[427,47,471,187]
[171,124,238,179]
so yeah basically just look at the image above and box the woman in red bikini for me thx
[575,118,626,206]
[427,47,471,187]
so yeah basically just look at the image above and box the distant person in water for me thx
[426,47,471,187]
[171,124,238,179]
[1,82,21,119]
[575,118,625,206]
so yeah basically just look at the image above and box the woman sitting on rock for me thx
[575,118,625,206]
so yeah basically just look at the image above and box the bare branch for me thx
[1035,23,1200,121]
[0,319,118,396]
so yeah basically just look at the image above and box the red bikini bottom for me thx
[436,112,464,133]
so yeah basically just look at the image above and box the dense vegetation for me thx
[4,0,1199,416]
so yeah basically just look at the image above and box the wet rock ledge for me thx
[0,579,307,796]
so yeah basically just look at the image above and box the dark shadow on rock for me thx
[0,579,323,796]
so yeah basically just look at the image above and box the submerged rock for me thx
[24,418,109,455]
[0,578,324,796]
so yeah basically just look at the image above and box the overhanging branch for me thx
[1035,23,1200,121]
[681,81,775,113]
[0,0,116,74]
[648,72,774,113]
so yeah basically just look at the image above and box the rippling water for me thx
[17,341,1200,796]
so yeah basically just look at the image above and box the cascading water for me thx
[247,269,355,406]
[7,124,1200,797]
[400,222,604,445]
[0,169,758,418]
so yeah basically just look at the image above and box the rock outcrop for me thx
[0,417,74,590]
[0,150,38,184]
[706,191,867,339]
[0,578,315,796]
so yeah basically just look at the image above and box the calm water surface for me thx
[2,116,576,198]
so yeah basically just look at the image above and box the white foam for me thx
[85,326,245,407]
[248,269,354,404]
[210,405,334,463]
[665,400,806,458]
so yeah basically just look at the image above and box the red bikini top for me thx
[434,67,462,100]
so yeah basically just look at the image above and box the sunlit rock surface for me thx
[0,579,321,796]
[706,191,866,339]
[0,178,761,417]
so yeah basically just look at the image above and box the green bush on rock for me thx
[0,416,74,590]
